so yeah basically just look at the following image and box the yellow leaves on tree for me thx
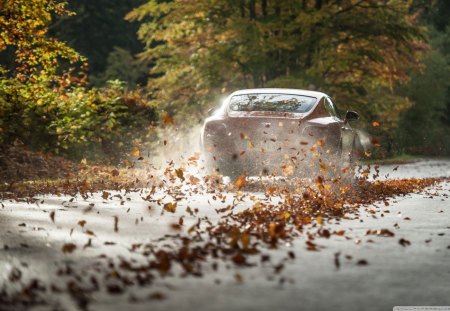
[0,0,83,79]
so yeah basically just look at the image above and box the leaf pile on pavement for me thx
[0,152,448,310]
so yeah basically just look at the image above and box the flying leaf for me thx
[113,216,119,232]
[162,113,175,126]
[164,202,177,213]
[175,168,184,181]
[234,175,246,190]
[131,147,140,157]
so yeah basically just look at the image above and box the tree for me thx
[128,0,426,126]
[0,0,84,147]
[395,0,450,155]
[0,0,82,80]
[397,50,450,154]
[0,0,158,161]
[50,0,146,85]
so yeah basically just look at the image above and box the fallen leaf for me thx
[357,259,368,266]
[399,238,411,247]
[62,243,77,254]
[102,191,110,200]
[114,216,119,232]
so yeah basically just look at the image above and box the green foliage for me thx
[0,0,83,80]
[49,80,158,161]
[396,27,450,155]
[0,73,158,161]
[50,0,146,82]
[0,0,158,162]
[128,0,426,127]
[92,47,148,87]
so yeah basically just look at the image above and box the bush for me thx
[0,74,158,163]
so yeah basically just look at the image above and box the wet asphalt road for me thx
[0,159,449,311]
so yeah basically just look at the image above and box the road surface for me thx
[1,159,449,311]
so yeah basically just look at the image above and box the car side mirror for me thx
[344,111,359,123]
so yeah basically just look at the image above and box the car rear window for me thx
[229,93,317,113]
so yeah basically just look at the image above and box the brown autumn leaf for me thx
[189,175,200,185]
[306,241,318,251]
[111,169,119,177]
[102,191,110,200]
[366,229,395,237]
[62,243,76,254]
[161,112,175,126]
[163,202,177,213]
[316,139,325,147]
[399,238,411,247]
[334,252,341,270]
[234,175,246,190]
[131,147,140,158]
[78,220,86,228]
[50,211,55,223]
[85,230,96,236]
[175,168,184,181]
[335,230,346,236]
[357,259,368,266]
[232,253,247,265]
[149,292,166,300]
[113,216,119,232]
[319,161,327,172]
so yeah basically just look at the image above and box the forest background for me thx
[0,0,449,167]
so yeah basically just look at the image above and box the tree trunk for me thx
[262,0,267,16]
[249,0,256,19]
[315,0,323,10]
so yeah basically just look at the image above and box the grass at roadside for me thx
[0,144,147,199]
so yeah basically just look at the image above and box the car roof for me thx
[229,88,328,99]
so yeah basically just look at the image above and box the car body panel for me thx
[201,88,358,177]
